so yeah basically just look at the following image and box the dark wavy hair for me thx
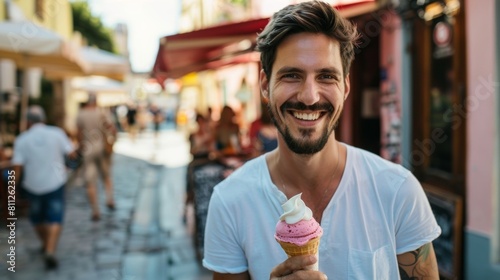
[256,0,358,79]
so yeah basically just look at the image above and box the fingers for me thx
[270,255,327,280]
[292,269,328,280]
[272,255,314,276]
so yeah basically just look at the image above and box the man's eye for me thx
[320,74,335,79]
[319,74,339,82]
[282,73,299,79]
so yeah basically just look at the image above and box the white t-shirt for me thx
[203,144,441,279]
[12,124,74,195]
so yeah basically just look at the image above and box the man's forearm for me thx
[397,243,440,279]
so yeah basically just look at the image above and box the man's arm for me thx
[213,271,250,280]
[397,242,439,279]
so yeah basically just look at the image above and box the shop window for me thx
[428,21,454,173]
[411,11,466,196]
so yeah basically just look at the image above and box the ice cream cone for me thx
[277,236,321,270]
[275,194,323,271]
[277,236,320,257]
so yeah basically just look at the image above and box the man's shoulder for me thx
[233,155,267,176]
[347,144,412,190]
[41,125,67,136]
[348,145,407,172]
[14,131,29,145]
[15,125,46,142]
[215,155,267,193]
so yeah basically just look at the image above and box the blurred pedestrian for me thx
[255,107,278,154]
[126,102,138,142]
[76,93,116,221]
[0,137,8,164]
[249,101,278,156]
[207,106,216,129]
[116,104,129,132]
[136,103,149,133]
[214,106,242,156]
[110,105,124,133]
[11,105,77,270]
[150,103,163,138]
[186,113,215,205]
[189,113,215,159]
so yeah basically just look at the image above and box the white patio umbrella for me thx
[0,20,62,54]
[81,47,130,81]
[71,76,128,107]
[0,20,88,76]
[0,20,88,131]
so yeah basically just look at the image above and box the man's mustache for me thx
[281,102,334,112]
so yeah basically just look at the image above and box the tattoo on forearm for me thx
[398,243,434,280]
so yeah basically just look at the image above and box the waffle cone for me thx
[277,236,320,257]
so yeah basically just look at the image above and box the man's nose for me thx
[297,77,321,105]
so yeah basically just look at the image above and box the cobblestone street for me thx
[0,130,211,280]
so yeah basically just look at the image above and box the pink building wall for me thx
[465,0,496,236]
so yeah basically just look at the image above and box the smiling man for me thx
[202,1,441,279]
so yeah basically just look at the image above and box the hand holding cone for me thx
[274,193,323,270]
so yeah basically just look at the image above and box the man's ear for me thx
[260,69,269,100]
[344,74,351,101]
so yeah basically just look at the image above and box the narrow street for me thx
[0,129,212,280]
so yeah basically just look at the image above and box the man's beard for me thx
[268,101,341,155]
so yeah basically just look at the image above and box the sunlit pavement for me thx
[0,128,211,280]
[113,129,192,168]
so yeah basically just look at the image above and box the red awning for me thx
[152,17,269,83]
[152,0,378,84]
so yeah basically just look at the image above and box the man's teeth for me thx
[293,112,320,120]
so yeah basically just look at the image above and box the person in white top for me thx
[202,1,441,279]
[12,105,76,270]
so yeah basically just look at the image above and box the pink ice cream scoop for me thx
[275,218,323,246]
